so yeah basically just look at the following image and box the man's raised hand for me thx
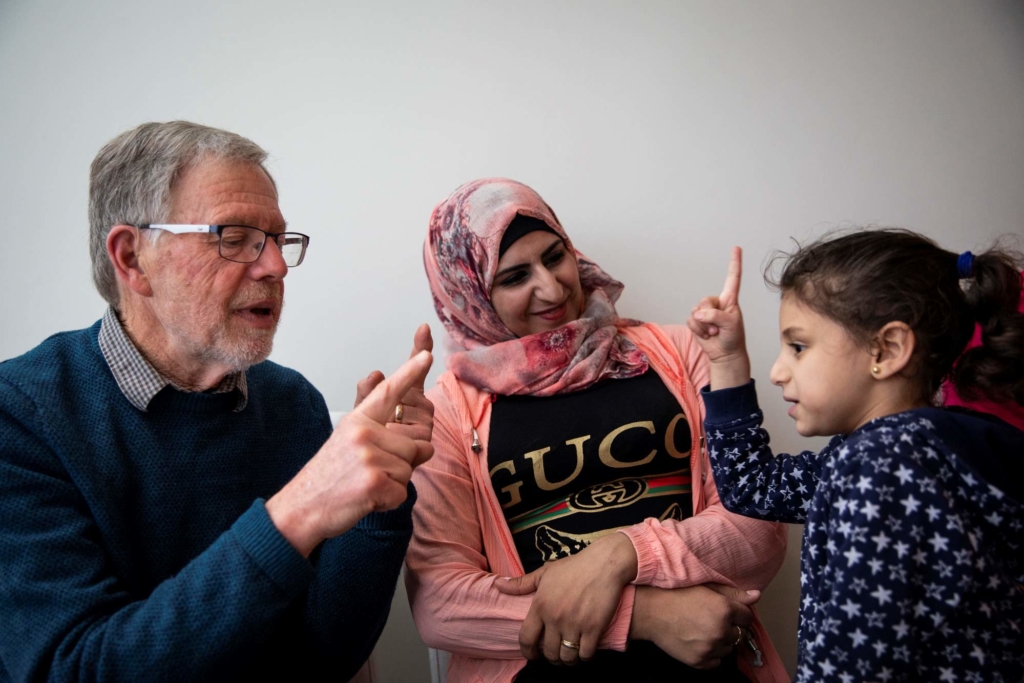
[267,347,433,557]
[354,324,435,445]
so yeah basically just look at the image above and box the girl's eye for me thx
[789,343,806,355]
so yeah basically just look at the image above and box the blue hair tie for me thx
[957,251,975,279]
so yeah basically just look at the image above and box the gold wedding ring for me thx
[394,403,404,424]
[733,625,744,646]
[561,639,580,650]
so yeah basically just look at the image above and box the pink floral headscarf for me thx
[423,178,648,396]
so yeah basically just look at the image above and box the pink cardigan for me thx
[406,324,791,683]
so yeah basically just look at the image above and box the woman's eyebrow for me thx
[540,238,563,257]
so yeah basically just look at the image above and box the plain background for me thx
[2,1,1022,680]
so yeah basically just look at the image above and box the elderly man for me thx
[0,121,433,681]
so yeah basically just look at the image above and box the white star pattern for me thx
[848,629,868,648]
[899,494,921,516]
[870,585,893,605]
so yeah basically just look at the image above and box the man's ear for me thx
[106,225,153,297]
[870,321,916,379]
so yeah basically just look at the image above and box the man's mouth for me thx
[234,298,281,327]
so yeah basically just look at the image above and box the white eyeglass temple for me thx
[146,224,212,234]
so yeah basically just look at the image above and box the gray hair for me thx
[88,121,273,307]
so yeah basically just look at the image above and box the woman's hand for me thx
[494,532,639,665]
[629,584,760,669]
[686,247,751,389]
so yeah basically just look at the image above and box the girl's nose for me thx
[769,352,788,386]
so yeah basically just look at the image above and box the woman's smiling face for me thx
[490,231,584,338]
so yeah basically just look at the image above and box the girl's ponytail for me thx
[952,251,1024,405]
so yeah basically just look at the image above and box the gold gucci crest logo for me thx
[569,478,647,512]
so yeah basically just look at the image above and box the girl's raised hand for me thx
[686,247,752,389]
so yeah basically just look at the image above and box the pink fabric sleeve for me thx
[620,326,789,590]
[405,385,635,658]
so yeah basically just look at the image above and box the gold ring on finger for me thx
[733,625,743,647]
[561,639,580,650]
[394,403,404,424]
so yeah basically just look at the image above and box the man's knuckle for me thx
[365,468,388,490]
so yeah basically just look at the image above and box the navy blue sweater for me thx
[0,321,414,682]
[704,381,1024,683]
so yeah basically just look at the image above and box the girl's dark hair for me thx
[765,228,1024,404]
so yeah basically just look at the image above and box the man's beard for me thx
[196,324,278,372]
[185,284,284,373]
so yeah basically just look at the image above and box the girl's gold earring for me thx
[871,366,881,375]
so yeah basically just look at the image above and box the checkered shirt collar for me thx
[98,307,248,412]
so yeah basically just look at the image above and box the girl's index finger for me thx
[719,246,743,307]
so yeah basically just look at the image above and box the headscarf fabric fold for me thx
[423,178,648,396]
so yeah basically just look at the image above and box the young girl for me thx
[687,230,1024,683]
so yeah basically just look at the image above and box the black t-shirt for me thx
[489,370,745,682]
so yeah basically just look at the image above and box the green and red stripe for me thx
[508,470,692,534]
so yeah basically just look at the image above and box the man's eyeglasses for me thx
[138,224,310,267]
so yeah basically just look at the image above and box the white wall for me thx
[2,1,1022,679]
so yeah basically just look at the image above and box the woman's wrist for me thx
[599,531,639,585]
[628,586,654,641]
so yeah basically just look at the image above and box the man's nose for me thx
[250,237,288,280]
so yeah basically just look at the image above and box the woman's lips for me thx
[534,302,568,321]
[787,401,799,418]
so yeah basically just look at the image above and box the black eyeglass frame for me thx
[137,224,310,267]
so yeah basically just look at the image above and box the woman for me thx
[405,178,790,683]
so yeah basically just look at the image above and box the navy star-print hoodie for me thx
[703,380,1024,683]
